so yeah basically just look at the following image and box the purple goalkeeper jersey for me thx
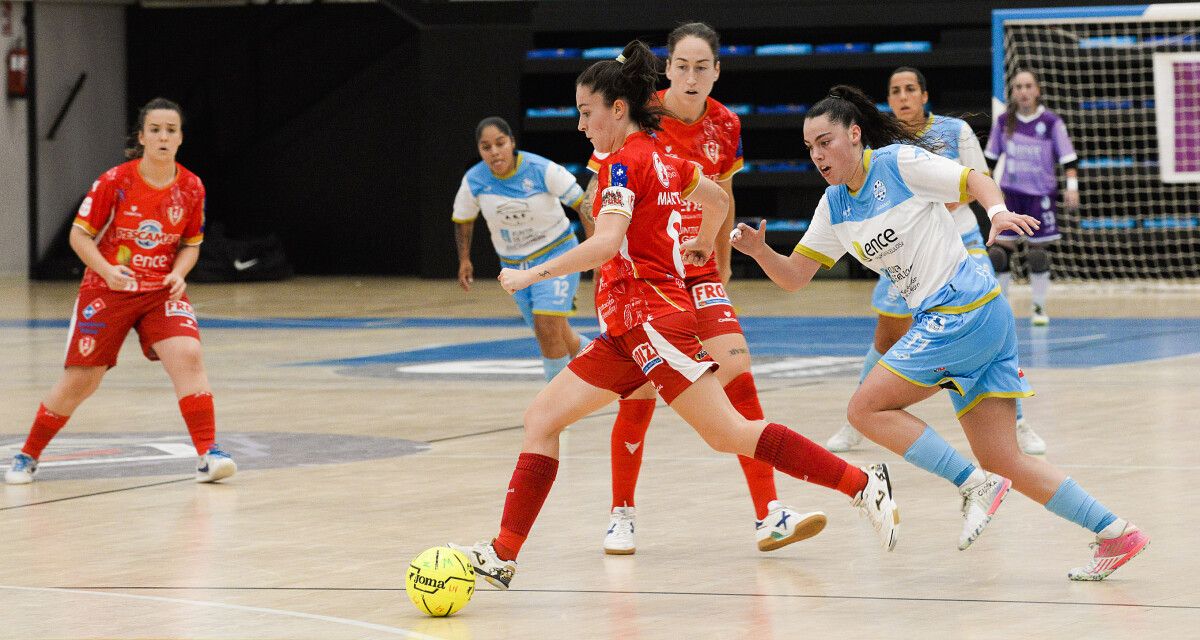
[985,106,1077,196]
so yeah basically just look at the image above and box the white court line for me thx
[0,585,438,639]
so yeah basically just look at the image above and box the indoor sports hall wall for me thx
[0,2,28,276]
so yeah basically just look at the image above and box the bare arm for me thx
[1064,166,1080,209]
[161,244,199,301]
[454,219,475,291]
[965,170,1041,244]
[69,226,135,291]
[714,177,735,283]
[729,220,823,291]
[577,175,598,238]
[499,213,629,294]
[679,174,730,266]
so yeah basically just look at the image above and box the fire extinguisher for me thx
[7,38,27,98]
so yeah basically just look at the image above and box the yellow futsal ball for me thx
[116,245,132,266]
[406,546,475,617]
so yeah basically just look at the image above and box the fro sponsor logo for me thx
[631,342,664,375]
[853,228,901,262]
[691,282,731,308]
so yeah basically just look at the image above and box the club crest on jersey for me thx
[81,298,106,320]
[77,335,96,357]
[167,204,184,226]
[1035,121,1047,137]
[703,140,721,165]
[651,153,672,188]
[631,342,664,375]
[164,300,196,321]
[610,163,629,187]
[691,282,731,308]
[873,180,887,202]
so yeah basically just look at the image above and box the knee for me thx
[988,245,1011,273]
[531,317,559,342]
[1026,246,1051,273]
[846,394,875,431]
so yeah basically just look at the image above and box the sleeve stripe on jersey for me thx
[586,158,602,173]
[73,220,99,237]
[184,234,204,246]
[958,167,973,203]
[1058,152,1078,165]
[568,193,585,209]
[717,158,745,182]
[793,243,836,268]
[680,165,702,199]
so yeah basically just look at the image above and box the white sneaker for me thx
[5,453,37,485]
[1031,304,1050,326]
[1016,419,1046,455]
[448,540,518,590]
[852,463,900,551]
[195,444,237,483]
[756,500,827,551]
[604,506,636,555]
[826,424,863,452]
[958,472,1012,550]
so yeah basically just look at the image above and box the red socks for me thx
[754,422,867,498]
[610,398,656,509]
[21,404,70,459]
[725,373,777,519]
[179,392,216,455]
[494,452,559,561]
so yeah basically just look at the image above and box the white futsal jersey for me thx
[452,151,585,261]
[918,114,989,235]
[796,144,999,313]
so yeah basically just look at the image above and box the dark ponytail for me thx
[1004,68,1041,139]
[576,40,673,132]
[125,97,184,159]
[806,84,933,151]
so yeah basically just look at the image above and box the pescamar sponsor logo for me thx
[691,282,731,308]
[115,220,181,250]
[631,342,664,375]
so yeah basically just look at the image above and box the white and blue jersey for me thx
[452,151,585,263]
[452,151,585,321]
[872,115,991,317]
[796,144,1031,414]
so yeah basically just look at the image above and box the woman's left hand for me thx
[987,211,1041,245]
[162,273,187,301]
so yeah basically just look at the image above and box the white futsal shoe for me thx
[756,500,827,551]
[448,540,518,590]
[196,444,237,483]
[604,506,636,555]
[1031,303,1050,326]
[853,463,900,551]
[825,424,864,452]
[1016,419,1047,455]
[958,472,1012,550]
[5,453,38,485]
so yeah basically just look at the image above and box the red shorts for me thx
[686,275,743,341]
[568,311,717,403]
[65,287,201,367]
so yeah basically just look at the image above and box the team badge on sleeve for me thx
[610,163,629,187]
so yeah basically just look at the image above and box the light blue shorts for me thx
[878,296,1034,417]
[871,227,994,319]
[506,235,580,328]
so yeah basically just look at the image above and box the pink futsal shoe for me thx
[1067,525,1150,581]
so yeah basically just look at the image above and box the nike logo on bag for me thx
[624,442,641,454]
[233,258,259,271]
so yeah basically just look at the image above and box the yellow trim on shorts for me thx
[532,309,576,317]
[498,230,575,266]
[872,307,912,319]
[926,286,1000,314]
[958,167,973,203]
[793,244,836,268]
[967,248,988,257]
[956,390,1036,418]
[877,360,965,395]
[717,158,744,182]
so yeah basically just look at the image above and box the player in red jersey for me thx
[4,98,236,486]
[586,23,823,556]
[450,41,900,591]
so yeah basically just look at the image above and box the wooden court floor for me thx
[0,276,1197,639]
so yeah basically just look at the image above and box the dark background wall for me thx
[108,0,1163,279]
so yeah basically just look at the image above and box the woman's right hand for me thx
[730,219,769,258]
[457,260,474,291]
[103,264,137,291]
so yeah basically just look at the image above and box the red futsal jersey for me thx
[72,160,206,292]
[591,131,702,336]
[590,92,743,278]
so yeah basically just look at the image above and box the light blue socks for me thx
[859,346,884,384]
[1045,477,1118,533]
[543,355,571,382]
[903,426,981,487]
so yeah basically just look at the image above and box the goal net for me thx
[993,4,1200,281]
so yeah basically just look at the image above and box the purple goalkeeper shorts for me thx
[998,190,1061,244]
